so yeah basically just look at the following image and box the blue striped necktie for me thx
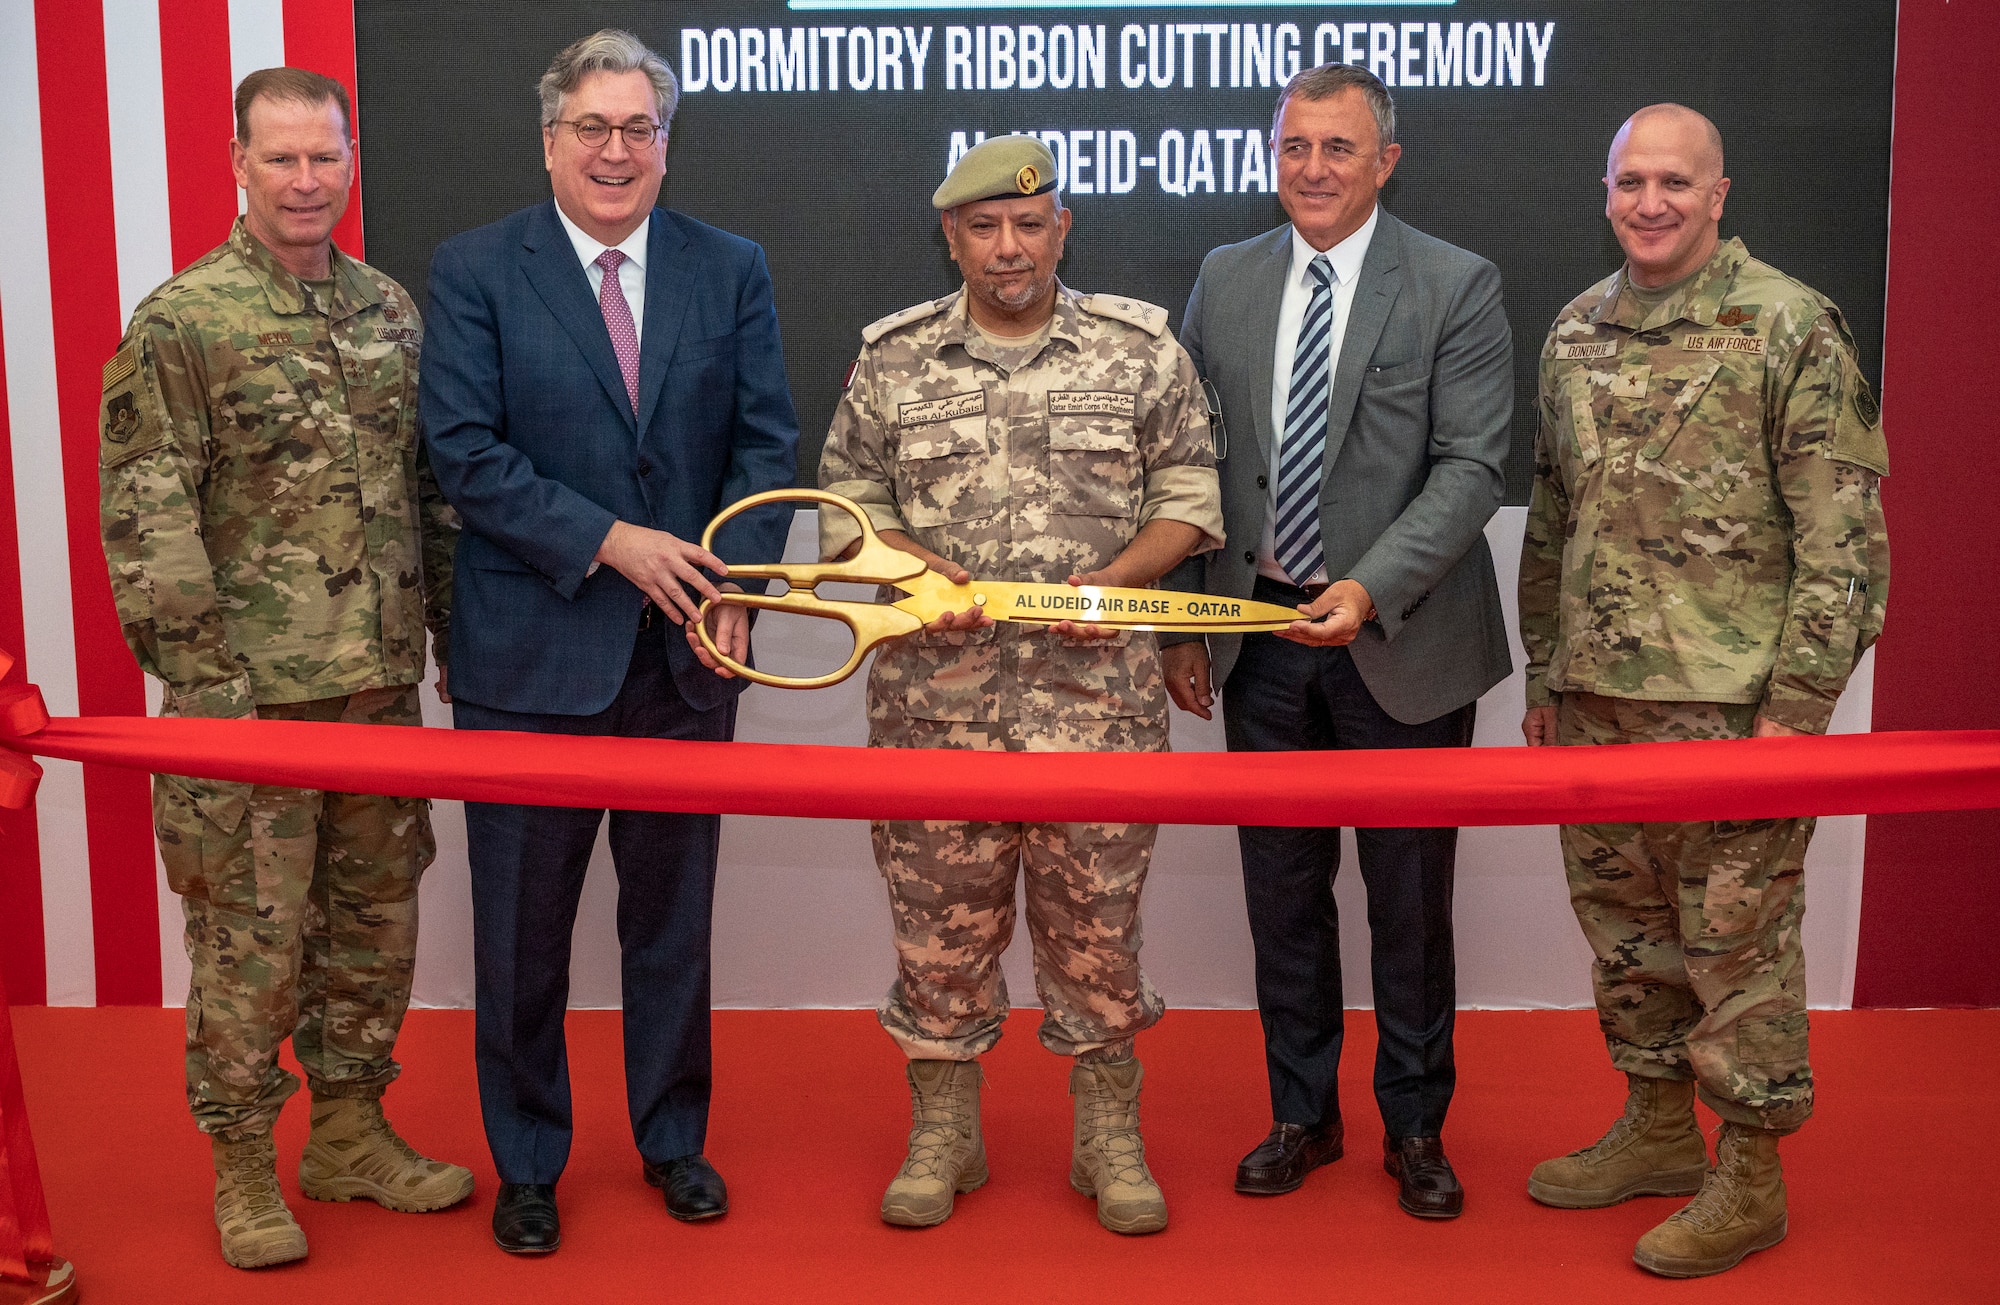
[1274,255,1335,585]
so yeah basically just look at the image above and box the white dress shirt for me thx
[1259,203,1381,586]
[554,203,651,347]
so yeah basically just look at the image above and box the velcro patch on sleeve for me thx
[1829,352,1888,474]
[102,388,144,445]
[102,345,136,391]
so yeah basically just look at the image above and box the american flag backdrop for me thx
[0,0,363,1006]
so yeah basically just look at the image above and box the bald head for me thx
[1603,103,1732,287]
[1610,104,1724,182]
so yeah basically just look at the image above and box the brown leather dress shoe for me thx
[1383,1135,1464,1219]
[1235,1120,1344,1195]
[643,1155,729,1221]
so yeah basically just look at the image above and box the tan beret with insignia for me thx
[933,135,1059,210]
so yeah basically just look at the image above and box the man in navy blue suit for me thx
[419,28,798,1254]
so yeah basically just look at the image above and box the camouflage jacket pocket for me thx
[901,626,1002,723]
[157,772,255,837]
[1042,631,1156,721]
[896,417,998,528]
[1047,417,1140,519]
[223,357,339,499]
[1637,362,1747,502]
[1558,369,1602,472]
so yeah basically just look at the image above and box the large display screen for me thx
[355,1,1894,498]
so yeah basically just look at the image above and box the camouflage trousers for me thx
[870,716,1167,1063]
[153,684,435,1140]
[1556,692,1813,1134]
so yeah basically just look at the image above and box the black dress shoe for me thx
[492,1182,560,1253]
[642,1155,729,1221]
[1235,1119,1344,1195]
[1383,1136,1464,1219]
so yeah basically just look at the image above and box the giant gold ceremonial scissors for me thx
[693,489,1309,689]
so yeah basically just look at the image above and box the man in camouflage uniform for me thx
[815,136,1222,1235]
[1519,104,1889,1278]
[96,69,471,1271]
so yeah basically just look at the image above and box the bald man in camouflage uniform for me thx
[816,137,1221,1235]
[1519,104,1888,1278]
[97,68,471,1271]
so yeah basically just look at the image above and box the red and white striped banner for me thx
[0,0,360,1006]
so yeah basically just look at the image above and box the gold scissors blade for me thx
[890,575,1304,633]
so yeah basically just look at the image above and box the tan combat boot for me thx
[1069,1057,1167,1235]
[1527,1075,1708,1208]
[881,1059,987,1227]
[1633,1121,1788,1277]
[298,1097,475,1213]
[212,1132,308,1269]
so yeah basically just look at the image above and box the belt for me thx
[1251,575,1383,626]
[1251,576,1331,604]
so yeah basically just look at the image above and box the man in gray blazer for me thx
[1162,64,1511,1219]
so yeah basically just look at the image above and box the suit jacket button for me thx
[638,459,653,477]
[1244,550,1255,564]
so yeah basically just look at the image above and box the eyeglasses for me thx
[553,118,663,150]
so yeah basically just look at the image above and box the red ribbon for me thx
[0,652,45,813]
[0,690,1996,827]
[0,964,55,1281]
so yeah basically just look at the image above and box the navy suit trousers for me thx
[1223,579,1475,1140]
[454,627,734,1184]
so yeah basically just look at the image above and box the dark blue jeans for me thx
[453,628,735,1184]
[1223,598,1475,1140]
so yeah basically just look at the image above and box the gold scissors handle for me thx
[693,488,934,689]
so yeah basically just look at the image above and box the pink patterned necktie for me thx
[594,248,640,413]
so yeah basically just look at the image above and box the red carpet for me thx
[10,1007,1994,1302]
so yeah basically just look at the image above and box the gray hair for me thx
[538,29,680,132]
[1271,63,1396,151]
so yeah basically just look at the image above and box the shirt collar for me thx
[230,217,377,319]
[554,202,650,277]
[1595,236,1750,331]
[1289,203,1379,291]
[939,281,1084,364]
